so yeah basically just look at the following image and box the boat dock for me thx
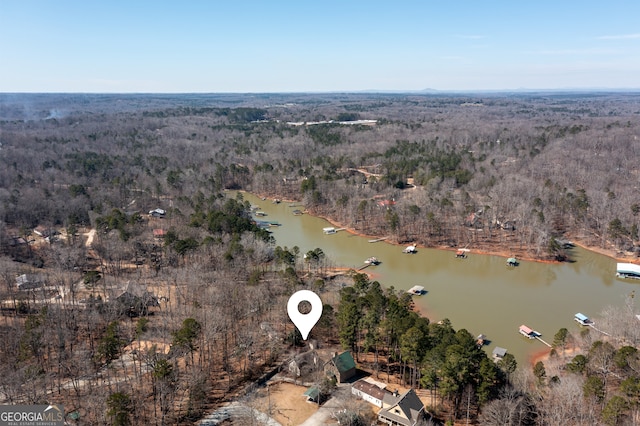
[322,227,346,234]
[536,336,552,347]
[519,325,551,347]
[403,245,417,254]
[407,285,426,295]
[368,237,388,243]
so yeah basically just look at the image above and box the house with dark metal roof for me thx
[111,281,159,317]
[377,389,428,426]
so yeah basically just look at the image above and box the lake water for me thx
[239,192,637,364]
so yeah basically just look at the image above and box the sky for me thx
[1,1,639,93]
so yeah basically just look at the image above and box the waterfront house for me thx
[377,389,428,426]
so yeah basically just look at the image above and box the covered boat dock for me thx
[617,263,640,279]
[574,313,593,326]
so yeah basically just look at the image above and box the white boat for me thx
[364,257,380,265]
[407,285,425,295]
[403,245,417,254]
[323,227,337,234]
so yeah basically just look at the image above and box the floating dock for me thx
[368,237,388,243]
[519,324,551,347]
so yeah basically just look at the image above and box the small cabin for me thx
[574,313,592,326]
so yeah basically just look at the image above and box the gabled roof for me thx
[493,347,508,358]
[378,389,425,426]
[332,351,356,373]
[113,281,159,307]
[352,379,388,401]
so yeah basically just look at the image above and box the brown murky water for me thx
[239,192,635,364]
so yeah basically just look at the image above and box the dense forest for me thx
[2,92,640,260]
[1,92,640,425]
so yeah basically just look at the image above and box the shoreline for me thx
[244,190,636,266]
[245,191,635,365]
[311,209,636,266]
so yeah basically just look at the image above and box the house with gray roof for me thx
[378,389,428,426]
[16,273,46,290]
[111,281,159,317]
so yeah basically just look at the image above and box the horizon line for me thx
[2,87,640,96]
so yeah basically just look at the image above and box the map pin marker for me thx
[287,290,323,340]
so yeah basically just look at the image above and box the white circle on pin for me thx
[287,290,323,340]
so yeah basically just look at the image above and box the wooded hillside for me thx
[2,92,639,261]
[1,92,640,424]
